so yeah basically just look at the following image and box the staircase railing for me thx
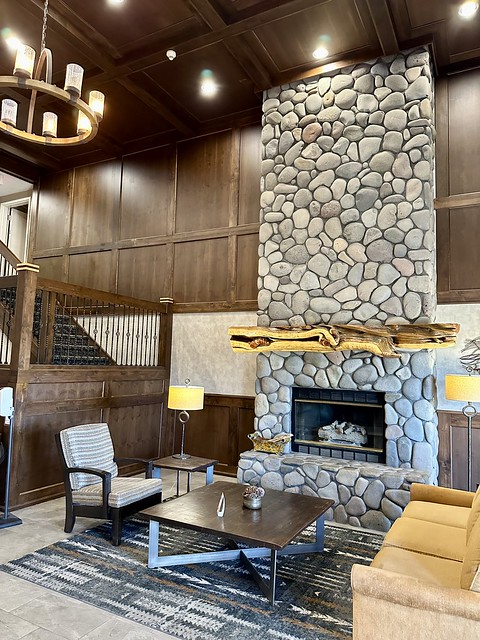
[0,269,171,368]
[0,240,20,277]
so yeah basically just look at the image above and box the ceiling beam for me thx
[0,139,61,171]
[19,0,119,67]
[20,0,197,136]
[274,46,382,88]
[187,0,273,89]
[117,76,195,136]
[88,0,332,85]
[364,0,399,56]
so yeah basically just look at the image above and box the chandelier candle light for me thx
[0,0,105,146]
[445,374,480,492]
[168,379,204,460]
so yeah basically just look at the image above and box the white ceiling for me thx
[0,171,33,198]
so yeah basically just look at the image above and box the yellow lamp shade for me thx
[445,374,480,403]
[168,385,204,411]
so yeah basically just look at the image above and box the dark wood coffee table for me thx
[140,481,333,605]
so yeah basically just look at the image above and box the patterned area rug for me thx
[0,518,383,640]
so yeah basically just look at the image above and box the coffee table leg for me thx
[238,546,279,606]
[315,515,325,550]
[205,464,214,485]
[148,520,160,568]
[187,472,191,493]
[176,470,180,497]
[269,549,278,605]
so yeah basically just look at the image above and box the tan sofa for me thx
[352,483,480,639]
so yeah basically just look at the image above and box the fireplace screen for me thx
[291,387,386,463]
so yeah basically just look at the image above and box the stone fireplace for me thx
[238,48,438,530]
[291,387,386,462]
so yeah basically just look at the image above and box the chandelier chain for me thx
[41,0,49,51]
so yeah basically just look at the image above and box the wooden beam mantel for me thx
[228,323,460,358]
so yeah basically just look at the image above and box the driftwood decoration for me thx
[228,323,460,358]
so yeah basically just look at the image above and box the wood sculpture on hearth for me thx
[228,323,459,358]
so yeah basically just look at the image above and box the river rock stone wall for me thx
[238,451,429,531]
[251,48,439,505]
[258,48,435,328]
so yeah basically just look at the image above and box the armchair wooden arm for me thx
[65,466,112,518]
[114,457,154,477]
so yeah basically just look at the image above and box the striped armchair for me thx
[56,423,162,545]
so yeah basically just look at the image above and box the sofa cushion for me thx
[383,517,466,562]
[403,501,470,529]
[371,546,462,588]
[461,514,480,589]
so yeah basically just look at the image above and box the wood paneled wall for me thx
[436,70,480,303]
[30,125,261,312]
[438,410,480,490]
[0,366,170,509]
[178,394,254,476]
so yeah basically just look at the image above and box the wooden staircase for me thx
[0,247,173,511]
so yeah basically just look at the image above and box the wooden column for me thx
[10,266,38,374]
[9,265,38,506]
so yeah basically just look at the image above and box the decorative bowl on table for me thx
[243,485,265,509]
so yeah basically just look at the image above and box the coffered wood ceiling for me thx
[0,0,479,173]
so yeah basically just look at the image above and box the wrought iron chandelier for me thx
[0,0,105,146]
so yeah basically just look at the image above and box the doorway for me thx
[0,171,33,273]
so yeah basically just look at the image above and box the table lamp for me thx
[445,374,480,491]
[168,378,204,459]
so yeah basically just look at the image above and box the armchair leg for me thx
[64,509,75,533]
[111,509,122,546]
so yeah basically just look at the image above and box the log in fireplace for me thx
[291,387,386,464]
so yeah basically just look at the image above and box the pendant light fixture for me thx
[0,0,105,146]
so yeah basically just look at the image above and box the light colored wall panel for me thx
[170,311,257,396]
[436,303,480,410]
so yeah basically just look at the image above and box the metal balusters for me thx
[115,306,121,364]
[140,308,146,366]
[147,310,153,366]
[0,287,15,364]
[125,309,132,365]
[134,308,140,366]
[17,282,170,368]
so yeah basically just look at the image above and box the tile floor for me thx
[0,470,236,640]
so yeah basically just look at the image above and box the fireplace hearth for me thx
[292,387,386,463]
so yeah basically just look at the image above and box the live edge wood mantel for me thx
[228,323,459,358]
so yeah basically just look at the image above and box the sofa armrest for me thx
[410,482,475,507]
[352,564,480,640]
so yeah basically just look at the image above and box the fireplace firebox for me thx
[291,387,386,463]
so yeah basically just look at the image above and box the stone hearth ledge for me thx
[238,450,429,531]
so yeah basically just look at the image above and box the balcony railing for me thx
[0,270,171,368]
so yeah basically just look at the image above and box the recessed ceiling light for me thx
[200,78,218,98]
[458,1,479,18]
[108,0,125,5]
[313,46,329,60]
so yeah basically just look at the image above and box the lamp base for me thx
[0,513,22,529]
[172,453,191,460]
